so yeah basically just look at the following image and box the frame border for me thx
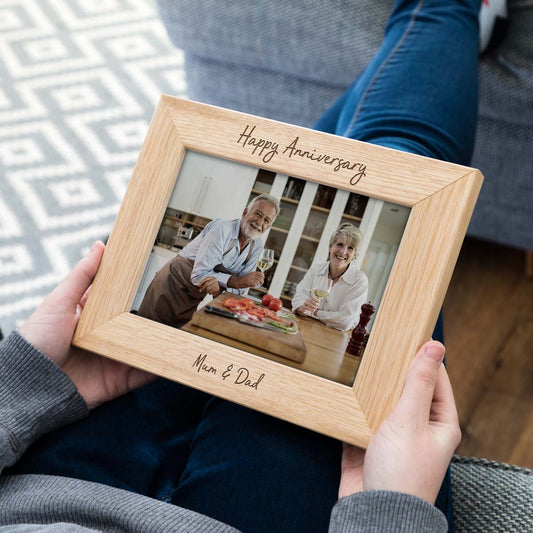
[73,96,482,447]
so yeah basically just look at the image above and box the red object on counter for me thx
[268,298,283,312]
[346,303,375,357]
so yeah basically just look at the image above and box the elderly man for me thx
[137,193,279,328]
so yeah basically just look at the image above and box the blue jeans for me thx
[315,0,480,166]
[9,0,479,531]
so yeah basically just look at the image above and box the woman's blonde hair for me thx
[329,223,363,255]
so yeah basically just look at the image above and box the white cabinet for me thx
[360,202,410,326]
[168,151,258,219]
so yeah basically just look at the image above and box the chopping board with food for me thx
[189,292,307,362]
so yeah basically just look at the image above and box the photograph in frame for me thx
[130,150,411,387]
[73,96,483,448]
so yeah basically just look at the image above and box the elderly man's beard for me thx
[241,220,262,241]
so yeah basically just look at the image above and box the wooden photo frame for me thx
[73,96,482,448]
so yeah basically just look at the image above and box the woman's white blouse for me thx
[292,262,368,331]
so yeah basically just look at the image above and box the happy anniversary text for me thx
[236,124,367,185]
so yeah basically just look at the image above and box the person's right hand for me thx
[229,271,264,289]
[296,297,320,316]
[197,276,221,297]
[339,341,461,505]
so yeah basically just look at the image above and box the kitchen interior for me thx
[131,150,410,323]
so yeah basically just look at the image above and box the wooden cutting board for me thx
[190,293,307,362]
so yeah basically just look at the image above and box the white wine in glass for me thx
[312,278,333,301]
[305,278,333,316]
[312,288,329,300]
[256,248,274,273]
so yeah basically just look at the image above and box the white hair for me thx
[247,193,280,217]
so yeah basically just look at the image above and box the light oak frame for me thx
[73,96,483,448]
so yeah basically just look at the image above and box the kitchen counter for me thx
[183,300,360,386]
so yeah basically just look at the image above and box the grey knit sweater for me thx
[0,331,448,532]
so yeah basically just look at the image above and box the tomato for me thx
[262,308,276,318]
[223,298,239,310]
[223,297,255,311]
[262,294,274,307]
[247,307,266,318]
[269,298,283,312]
[263,308,282,321]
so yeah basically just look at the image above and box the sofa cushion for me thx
[451,455,533,532]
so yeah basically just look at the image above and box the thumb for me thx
[393,341,445,428]
[53,241,106,307]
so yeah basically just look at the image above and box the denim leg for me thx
[7,379,212,501]
[316,0,481,165]
[171,397,342,533]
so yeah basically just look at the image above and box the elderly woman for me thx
[292,223,368,331]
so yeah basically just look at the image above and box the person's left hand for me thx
[197,276,221,296]
[338,341,461,504]
[19,241,156,410]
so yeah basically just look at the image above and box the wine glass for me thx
[256,248,274,290]
[305,277,333,316]
[256,248,274,273]
[312,277,333,301]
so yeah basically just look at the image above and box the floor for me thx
[443,237,533,468]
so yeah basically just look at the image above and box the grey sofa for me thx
[157,0,533,254]
[450,456,532,531]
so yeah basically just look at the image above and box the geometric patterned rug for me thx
[0,0,187,334]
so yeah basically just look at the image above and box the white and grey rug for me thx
[0,0,187,335]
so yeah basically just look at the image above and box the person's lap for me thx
[8,317,447,532]
[170,398,342,533]
[6,380,211,498]
[8,378,343,533]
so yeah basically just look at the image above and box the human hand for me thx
[302,297,320,315]
[230,271,264,289]
[338,341,461,504]
[197,276,221,296]
[19,241,156,410]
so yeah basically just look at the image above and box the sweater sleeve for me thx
[0,331,88,474]
[329,491,448,533]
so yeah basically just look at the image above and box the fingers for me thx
[303,298,319,313]
[198,276,221,296]
[206,284,219,296]
[79,286,92,309]
[241,272,263,288]
[338,443,366,498]
[430,364,460,428]
[198,276,216,292]
[197,277,210,291]
[54,241,105,307]
[394,341,445,428]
